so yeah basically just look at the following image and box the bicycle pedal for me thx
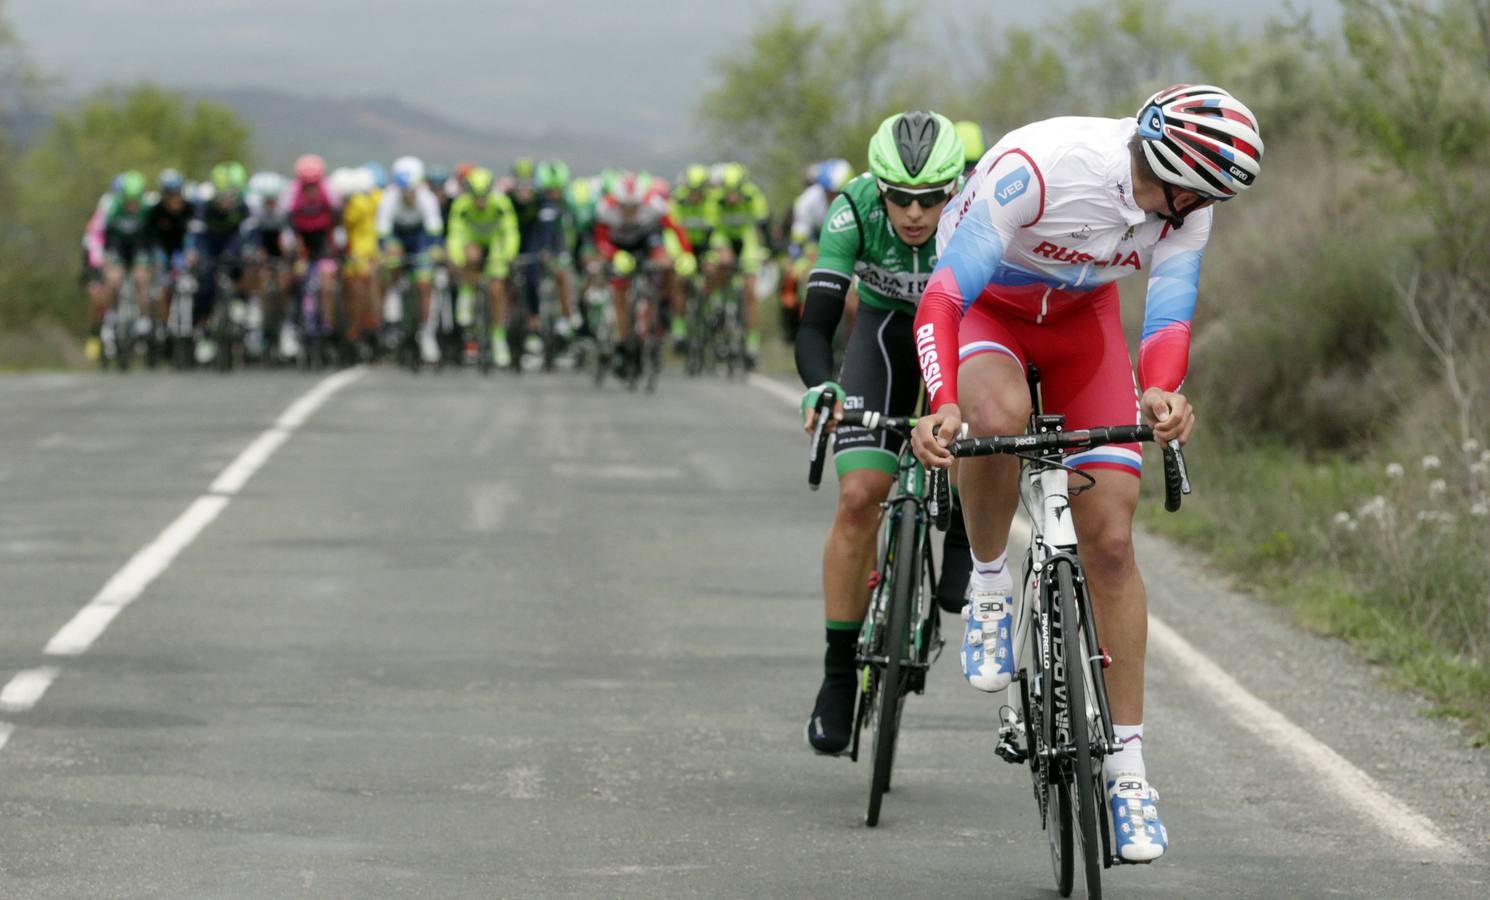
[994,738,1027,765]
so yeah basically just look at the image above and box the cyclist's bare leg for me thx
[88,274,111,330]
[823,468,895,623]
[611,281,630,342]
[952,351,1031,561]
[663,270,685,324]
[417,277,432,324]
[744,272,759,332]
[556,266,575,320]
[342,267,363,341]
[486,276,508,332]
[1068,471,1145,725]
[318,261,337,337]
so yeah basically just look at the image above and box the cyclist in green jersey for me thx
[796,111,973,754]
[669,165,716,345]
[566,176,600,263]
[705,163,769,366]
[447,167,521,366]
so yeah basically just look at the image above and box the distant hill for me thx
[194,88,689,176]
[6,86,693,177]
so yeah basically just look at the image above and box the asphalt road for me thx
[0,367,1487,899]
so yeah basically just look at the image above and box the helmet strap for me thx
[1160,182,1195,230]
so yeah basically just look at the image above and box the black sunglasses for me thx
[877,179,955,209]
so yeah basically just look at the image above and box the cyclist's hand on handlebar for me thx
[800,381,845,434]
[912,404,963,469]
[1141,387,1195,445]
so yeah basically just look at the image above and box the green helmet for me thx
[467,166,495,196]
[536,160,570,191]
[512,157,536,181]
[955,120,986,164]
[682,164,710,191]
[118,170,147,202]
[718,162,748,191]
[599,168,622,195]
[211,161,248,193]
[868,111,963,186]
[567,176,594,207]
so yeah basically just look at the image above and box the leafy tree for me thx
[699,0,917,205]
[3,84,254,329]
[1335,0,1490,441]
[0,0,48,332]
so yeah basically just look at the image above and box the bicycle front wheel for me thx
[1058,563,1103,899]
[867,511,916,827]
[1035,594,1075,897]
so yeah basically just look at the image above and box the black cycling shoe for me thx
[805,673,858,756]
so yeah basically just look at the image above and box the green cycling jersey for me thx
[813,173,938,315]
[705,182,768,237]
[670,190,714,249]
[447,191,520,262]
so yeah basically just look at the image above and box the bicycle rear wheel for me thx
[1058,563,1103,899]
[866,511,916,827]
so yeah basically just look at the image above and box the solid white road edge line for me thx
[750,374,1466,859]
[41,365,367,662]
[1147,617,1463,856]
[746,373,802,407]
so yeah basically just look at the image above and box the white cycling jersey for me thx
[918,115,1211,407]
[790,183,830,248]
[376,185,443,239]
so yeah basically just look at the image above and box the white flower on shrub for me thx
[1428,479,1448,498]
[1385,462,1405,479]
[1465,439,1482,455]
[1414,510,1456,526]
[1422,455,1442,471]
[1357,495,1388,520]
[1332,511,1353,528]
[1471,500,1489,518]
[1471,462,1488,478]
[1481,449,1490,465]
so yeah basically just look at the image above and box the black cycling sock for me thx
[809,626,861,754]
[824,625,859,679]
[937,502,973,614]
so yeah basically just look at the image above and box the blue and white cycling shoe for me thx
[961,589,1014,692]
[1108,773,1168,862]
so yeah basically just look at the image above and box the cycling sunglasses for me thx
[877,179,956,209]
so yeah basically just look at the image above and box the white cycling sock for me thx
[969,551,1011,595]
[1105,723,1146,782]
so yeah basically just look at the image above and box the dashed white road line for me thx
[0,367,366,750]
[747,374,1466,858]
[0,666,61,713]
[45,495,231,656]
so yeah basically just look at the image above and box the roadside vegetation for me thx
[0,0,254,368]
[706,0,1490,742]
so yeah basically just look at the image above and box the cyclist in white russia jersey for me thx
[910,85,1264,863]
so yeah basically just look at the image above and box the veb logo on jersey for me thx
[994,167,1030,206]
[826,208,855,233]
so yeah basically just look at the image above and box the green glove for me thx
[800,380,844,427]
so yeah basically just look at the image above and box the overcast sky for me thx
[11,0,1335,145]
